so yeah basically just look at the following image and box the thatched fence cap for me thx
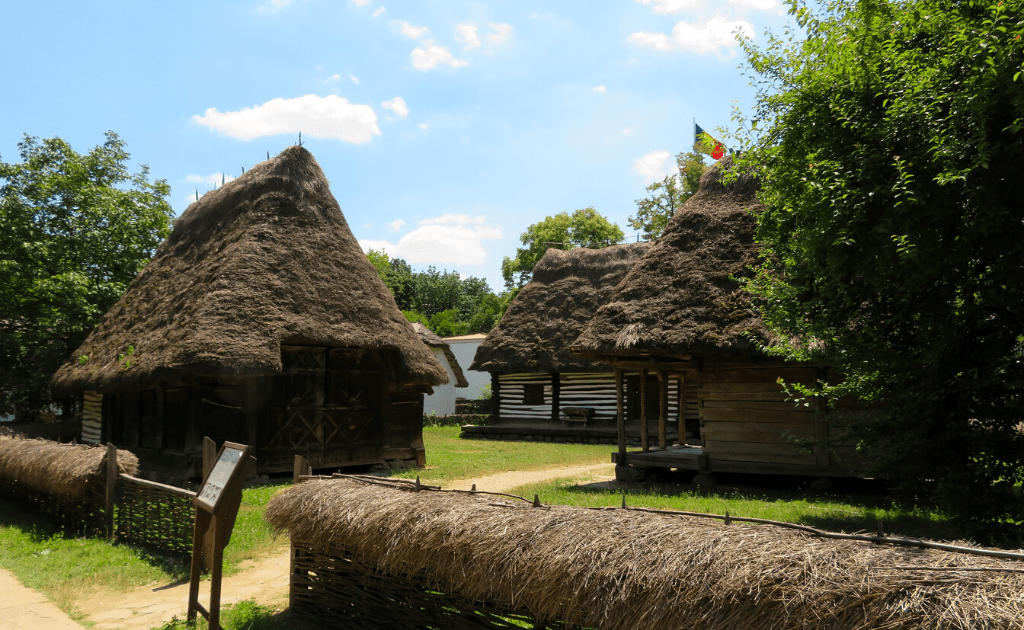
[266,477,1024,630]
[52,146,448,396]
[572,157,770,360]
[0,436,138,502]
[471,242,650,374]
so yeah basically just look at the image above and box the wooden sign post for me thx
[187,441,254,630]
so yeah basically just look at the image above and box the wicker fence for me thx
[0,437,196,558]
[289,539,580,630]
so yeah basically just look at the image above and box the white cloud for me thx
[411,41,468,70]
[419,123,429,130]
[621,127,634,136]
[730,0,780,10]
[628,15,753,56]
[349,0,369,6]
[359,215,502,266]
[591,85,607,93]
[382,97,409,117]
[258,0,295,13]
[487,23,513,45]
[373,6,385,17]
[186,173,236,187]
[626,31,673,51]
[192,94,380,143]
[394,20,429,39]
[387,219,406,231]
[636,0,702,13]
[328,73,341,81]
[455,22,481,50]
[633,150,672,183]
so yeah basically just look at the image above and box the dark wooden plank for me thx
[702,399,814,412]
[702,421,815,443]
[701,367,819,383]
[706,440,815,464]
[702,408,820,423]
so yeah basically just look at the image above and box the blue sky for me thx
[1,0,791,292]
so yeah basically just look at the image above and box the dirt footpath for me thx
[0,569,83,630]
[74,462,615,630]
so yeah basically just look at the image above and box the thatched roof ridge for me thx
[0,436,138,502]
[267,478,1024,630]
[52,146,447,395]
[471,242,650,374]
[413,323,468,388]
[572,156,769,359]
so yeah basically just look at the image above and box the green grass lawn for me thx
[390,425,611,484]
[508,471,962,543]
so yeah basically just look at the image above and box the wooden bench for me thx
[560,407,595,427]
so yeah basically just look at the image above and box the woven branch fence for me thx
[267,475,1024,630]
[0,436,195,557]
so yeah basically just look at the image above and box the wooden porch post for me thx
[677,372,686,445]
[640,369,649,452]
[657,371,668,450]
[615,367,625,457]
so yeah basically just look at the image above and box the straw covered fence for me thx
[267,477,1024,630]
[0,436,194,555]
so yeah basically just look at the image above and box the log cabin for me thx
[467,243,670,444]
[51,147,448,481]
[571,158,866,484]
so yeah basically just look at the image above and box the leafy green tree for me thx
[628,150,706,240]
[366,249,415,311]
[0,132,173,419]
[738,0,1024,541]
[501,207,625,289]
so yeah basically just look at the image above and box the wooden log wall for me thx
[700,364,821,467]
[496,373,553,421]
[558,373,617,422]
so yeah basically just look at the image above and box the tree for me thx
[501,207,625,289]
[738,0,1024,541]
[628,150,706,240]
[0,132,173,419]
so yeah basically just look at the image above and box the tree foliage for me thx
[628,150,706,240]
[0,132,173,419]
[501,207,625,289]
[367,249,511,336]
[738,0,1024,541]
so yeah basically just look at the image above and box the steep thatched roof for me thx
[413,323,468,388]
[572,157,769,360]
[471,242,650,374]
[52,147,447,395]
[267,477,1024,630]
[0,436,138,502]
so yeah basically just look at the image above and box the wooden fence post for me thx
[203,437,217,478]
[105,443,117,539]
[293,455,311,480]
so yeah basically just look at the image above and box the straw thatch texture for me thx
[266,478,1024,630]
[0,435,137,501]
[52,146,447,396]
[573,157,769,359]
[472,243,650,373]
[414,323,469,388]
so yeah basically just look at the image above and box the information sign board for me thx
[195,445,244,511]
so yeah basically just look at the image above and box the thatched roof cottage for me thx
[52,146,448,478]
[414,323,468,416]
[572,158,861,482]
[468,243,660,444]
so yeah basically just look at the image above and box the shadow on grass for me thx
[0,496,191,582]
[154,600,319,630]
[557,470,964,543]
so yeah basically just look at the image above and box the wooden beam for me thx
[550,372,560,423]
[615,367,625,456]
[639,369,649,452]
[105,443,117,539]
[677,372,686,444]
[657,371,668,449]
[612,359,693,371]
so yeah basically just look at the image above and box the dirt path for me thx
[75,462,615,630]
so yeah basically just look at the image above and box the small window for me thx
[522,384,545,406]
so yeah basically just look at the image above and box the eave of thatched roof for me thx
[52,146,448,396]
[0,436,138,502]
[413,323,468,388]
[471,242,650,374]
[572,157,770,361]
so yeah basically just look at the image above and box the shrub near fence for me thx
[0,435,196,557]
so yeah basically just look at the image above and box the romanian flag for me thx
[694,122,726,160]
